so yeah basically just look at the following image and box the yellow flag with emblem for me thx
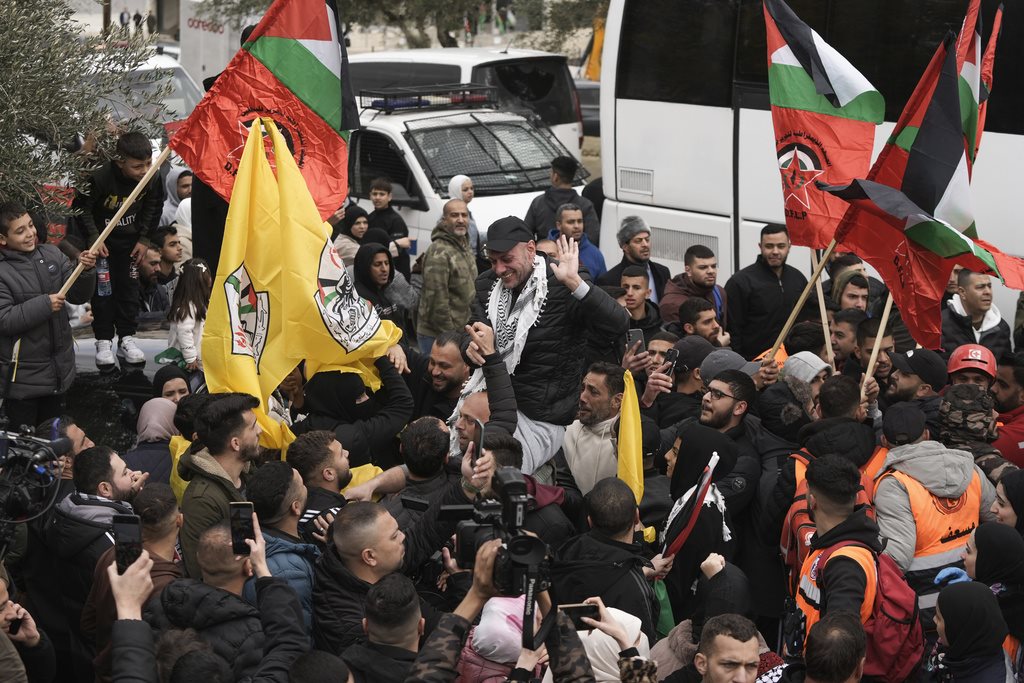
[202,118,402,450]
[273,121,401,388]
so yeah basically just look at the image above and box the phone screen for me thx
[471,418,485,465]
[626,329,645,353]
[664,348,680,375]
[113,514,142,575]
[560,603,600,630]
[229,502,255,555]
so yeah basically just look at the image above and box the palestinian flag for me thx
[764,0,883,249]
[170,0,359,220]
[976,4,1004,159]
[957,0,982,171]
[824,33,1024,347]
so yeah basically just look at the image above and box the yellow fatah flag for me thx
[273,120,401,390]
[202,118,295,449]
[618,369,644,504]
[203,118,401,451]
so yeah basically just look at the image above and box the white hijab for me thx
[447,174,471,202]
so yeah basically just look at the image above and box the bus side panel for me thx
[612,101,734,217]
[599,202,733,281]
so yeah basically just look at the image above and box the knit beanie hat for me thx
[616,215,649,247]
[783,352,831,384]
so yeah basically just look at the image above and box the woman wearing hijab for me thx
[161,168,193,227]
[447,174,480,259]
[333,204,370,267]
[993,469,1024,535]
[959,523,1024,675]
[934,581,1012,682]
[172,197,193,260]
[152,364,191,404]
[123,397,180,485]
[660,419,738,622]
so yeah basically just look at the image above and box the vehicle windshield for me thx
[405,112,587,196]
[97,67,203,122]
[472,58,577,125]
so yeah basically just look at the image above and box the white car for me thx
[349,84,588,250]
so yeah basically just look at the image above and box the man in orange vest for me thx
[873,403,996,633]
[792,455,882,644]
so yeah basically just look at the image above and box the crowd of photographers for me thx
[6,153,1024,682]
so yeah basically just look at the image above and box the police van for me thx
[349,83,587,251]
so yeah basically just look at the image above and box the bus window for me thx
[734,0,1021,134]
[615,0,738,106]
[472,58,577,126]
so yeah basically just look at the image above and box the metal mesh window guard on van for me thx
[403,112,585,197]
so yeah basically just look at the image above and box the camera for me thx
[443,467,551,597]
[0,428,71,560]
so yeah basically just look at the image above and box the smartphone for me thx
[471,418,485,465]
[560,603,600,630]
[626,329,646,353]
[664,348,680,375]
[229,502,256,556]
[7,618,22,636]
[112,514,142,575]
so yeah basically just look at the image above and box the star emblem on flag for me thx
[778,145,824,209]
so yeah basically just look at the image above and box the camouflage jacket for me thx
[406,610,595,683]
[416,226,476,337]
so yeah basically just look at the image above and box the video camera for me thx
[441,466,554,648]
[443,466,551,597]
[0,428,72,560]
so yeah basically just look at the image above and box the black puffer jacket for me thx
[552,530,658,641]
[144,578,264,680]
[471,261,629,425]
[0,245,95,400]
[759,417,877,545]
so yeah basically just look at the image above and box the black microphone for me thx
[31,437,72,463]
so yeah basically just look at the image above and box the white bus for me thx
[598,0,1023,316]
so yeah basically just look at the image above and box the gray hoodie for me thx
[874,439,996,572]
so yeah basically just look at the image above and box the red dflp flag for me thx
[763,0,884,249]
[170,0,359,220]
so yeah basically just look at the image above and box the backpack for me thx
[818,541,924,683]
[780,451,876,595]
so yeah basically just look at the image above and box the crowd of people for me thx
[3,136,1024,683]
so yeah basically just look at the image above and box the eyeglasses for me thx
[704,386,737,401]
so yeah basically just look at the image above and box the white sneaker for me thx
[118,336,145,364]
[95,339,115,366]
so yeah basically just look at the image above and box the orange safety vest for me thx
[795,544,877,640]
[877,468,982,610]
[861,447,888,494]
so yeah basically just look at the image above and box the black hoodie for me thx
[551,530,658,641]
[353,242,399,322]
[342,641,417,683]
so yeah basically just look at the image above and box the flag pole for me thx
[861,292,895,392]
[58,146,172,297]
[810,250,836,370]
[767,239,838,362]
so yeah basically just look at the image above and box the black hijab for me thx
[938,581,1008,661]
[669,419,739,500]
[152,364,190,398]
[1000,469,1024,535]
[339,204,369,240]
[975,522,1024,586]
